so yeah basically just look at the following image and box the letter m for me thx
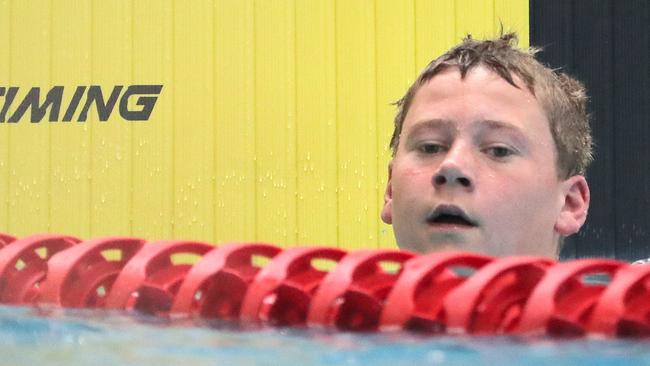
[8,86,64,123]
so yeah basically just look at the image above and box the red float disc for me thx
[589,264,650,336]
[308,249,415,331]
[104,240,213,315]
[444,256,553,334]
[0,234,80,304]
[0,233,16,248]
[517,259,625,336]
[240,246,346,326]
[171,242,281,319]
[380,252,492,332]
[38,237,145,308]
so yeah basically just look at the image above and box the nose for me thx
[432,145,474,190]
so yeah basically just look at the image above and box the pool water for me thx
[0,305,647,366]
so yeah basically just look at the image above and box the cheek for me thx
[396,163,430,178]
[480,172,559,222]
[392,165,433,194]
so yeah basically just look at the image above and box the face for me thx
[381,66,589,257]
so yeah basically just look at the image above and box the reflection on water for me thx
[0,305,648,366]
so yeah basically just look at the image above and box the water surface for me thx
[0,305,646,366]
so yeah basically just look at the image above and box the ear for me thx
[380,162,394,224]
[554,175,590,236]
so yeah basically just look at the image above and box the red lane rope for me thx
[0,232,647,337]
[307,249,414,331]
[241,246,346,326]
[171,242,282,319]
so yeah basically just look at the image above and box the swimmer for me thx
[380,32,592,258]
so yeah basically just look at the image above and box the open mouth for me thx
[427,205,477,227]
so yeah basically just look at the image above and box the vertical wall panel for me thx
[172,0,215,242]
[295,0,338,246]
[131,0,173,241]
[0,0,9,230]
[612,0,650,261]
[49,0,91,238]
[456,0,495,40]
[336,0,378,250]
[414,0,456,70]
[8,1,51,235]
[90,1,132,237]
[571,0,615,259]
[254,1,297,246]
[213,0,256,244]
[495,0,529,46]
[375,0,416,249]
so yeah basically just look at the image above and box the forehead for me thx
[402,66,550,139]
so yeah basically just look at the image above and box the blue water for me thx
[0,305,647,366]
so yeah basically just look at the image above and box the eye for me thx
[484,145,515,159]
[418,143,447,155]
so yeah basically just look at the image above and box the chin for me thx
[410,241,467,254]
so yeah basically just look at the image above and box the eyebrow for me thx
[404,118,528,145]
[404,119,455,137]
[474,119,528,146]
[408,118,523,137]
[476,119,522,133]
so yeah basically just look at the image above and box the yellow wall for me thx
[0,0,528,249]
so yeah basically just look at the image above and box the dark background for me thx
[530,0,650,260]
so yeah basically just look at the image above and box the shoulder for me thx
[632,258,650,265]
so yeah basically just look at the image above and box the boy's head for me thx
[381,33,593,258]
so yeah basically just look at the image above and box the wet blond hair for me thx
[389,32,593,178]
